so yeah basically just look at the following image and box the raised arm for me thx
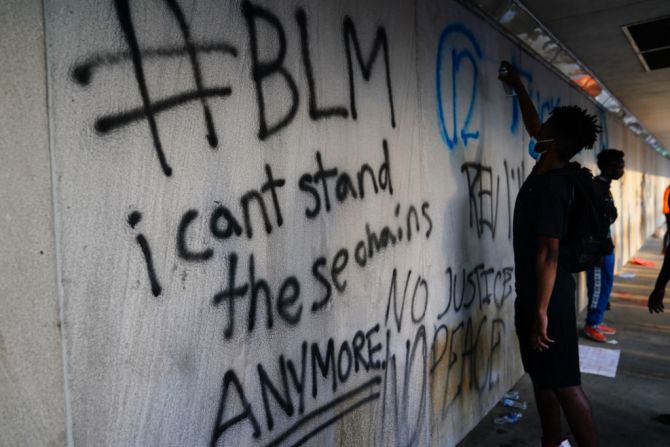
[499,61,542,138]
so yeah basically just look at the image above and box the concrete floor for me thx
[458,237,670,447]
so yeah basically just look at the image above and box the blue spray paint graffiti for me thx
[435,24,482,150]
[509,64,533,135]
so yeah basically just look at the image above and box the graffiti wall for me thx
[2,0,669,446]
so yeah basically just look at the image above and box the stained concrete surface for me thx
[0,1,66,446]
[458,236,670,447]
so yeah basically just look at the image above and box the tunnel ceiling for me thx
[521,0,670,152]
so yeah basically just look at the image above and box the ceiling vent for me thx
[622,16,670,71]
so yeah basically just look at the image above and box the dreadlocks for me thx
[549,105,601,160]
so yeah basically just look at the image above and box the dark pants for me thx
[586,252,615,325]
[665,214,670,252]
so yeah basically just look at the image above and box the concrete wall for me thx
[0,1,67,446]
[1,0,669,446]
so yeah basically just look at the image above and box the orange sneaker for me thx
[583,324,607,342]
[597,323,617,335]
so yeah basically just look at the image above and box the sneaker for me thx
[583,324,607,342]
[597,323,617,335]
[539,438,571,447]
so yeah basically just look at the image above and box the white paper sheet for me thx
[578,345,621,378]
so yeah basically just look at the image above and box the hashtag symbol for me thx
[72,0,238,177]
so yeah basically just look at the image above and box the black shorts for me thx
[515,293,581,389]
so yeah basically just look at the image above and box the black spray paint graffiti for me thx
[210,268,431,446]
[299,140,393,219]
[343,16,396,129]
[106,0,234,176]
[72,0,396,177]
[429,260,513,420]
[75,2,516,443]
[129,141,428,308]
[461,160,525,240]
[178,163,286,261]
[438,264,514,317]
[118,137,437,445]
[209,325,385,446]
[503,160,525,239]
[127,211,162,297]
[240,1,397,141]
[209,200,431,341]
[385,269,428,333]
[381,325,427,447]
[121,161,509,445]
[206,263,511,446]
[431,315,506,419]
[295,9,348,122]
[380,269,428,447]
[242,1,299,141]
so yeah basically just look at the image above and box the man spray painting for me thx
[500,61,601,447]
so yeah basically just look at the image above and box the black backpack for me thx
[557,163,614,273]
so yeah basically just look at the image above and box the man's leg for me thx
[584,262,607,341]
[554,385,598,447]
[664,214,670,252]
[585,265,597,322]
[598,253,615,331]
[533,384,563,445]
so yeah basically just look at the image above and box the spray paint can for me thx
[498,62,516,96]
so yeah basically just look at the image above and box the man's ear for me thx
[555,135,575,154]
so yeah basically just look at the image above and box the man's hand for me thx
[498,61,523,91]
[648,287,665,313]
[531,311,555,351]
[499,60,541,137]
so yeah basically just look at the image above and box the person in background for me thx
[647,235,669,426]
[648,250,667,314]
[582,150,624,342]
[500,61,600,447]
[663,185,670,253]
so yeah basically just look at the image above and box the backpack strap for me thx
[547,162,582,206]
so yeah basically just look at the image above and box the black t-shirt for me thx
[513,169,575,314]
[594,175,617,231]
